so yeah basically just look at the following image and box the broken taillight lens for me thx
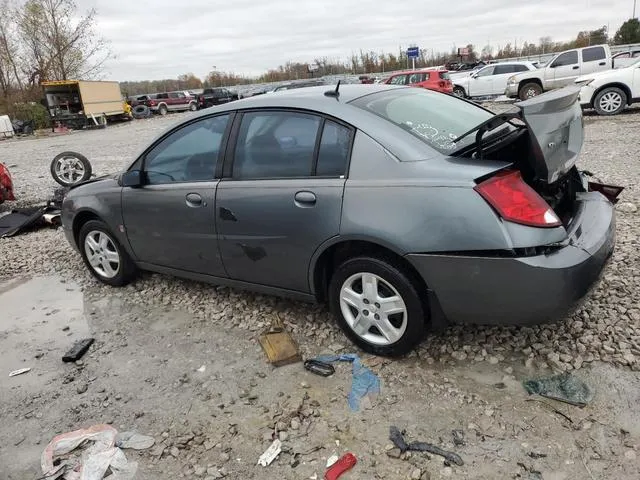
[474,170,562,228]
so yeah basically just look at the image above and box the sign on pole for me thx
[407,47,419,70]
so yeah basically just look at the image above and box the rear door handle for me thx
[185,192,203,208]
[598,61,606,66]
[294,191,316,207]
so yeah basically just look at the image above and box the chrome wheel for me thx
[525,88,538,98]
[84,230,120,279]
[54,156,86,184]
[339,272,407,346]
[599,91,623,113]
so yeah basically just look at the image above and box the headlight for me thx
[507,76,517,85]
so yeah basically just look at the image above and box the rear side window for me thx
[514,64,530,72]
[389,75,407,85]
[438,72,450,80]
[233,111,321,179]
[582,46,606,62]
[316,120,351,177]
[551,51,579,67]
[494,64,516,74]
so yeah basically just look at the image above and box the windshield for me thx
[351,87,501,153]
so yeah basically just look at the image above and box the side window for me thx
[493,65,516,75]
[144,114,230,185]
[423,73,430,81]
[390,75,407,85]
[551,51,579,67]
[514,64,530,72]
[233,111,321,179]
[408,73,426,84]
[316,120,352,177]
[476,66,495,77]
[582,46,606,62]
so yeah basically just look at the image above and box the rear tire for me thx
[328,256,427,357]
[189,102,197,111]
[519,82,542,100]
[453,86,466,98]
[593,87,627,116]
[78,220,137,287]
[158,104,168,116]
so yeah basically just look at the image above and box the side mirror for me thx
[471,73,478,79]
[122,170,143,188]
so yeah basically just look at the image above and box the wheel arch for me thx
[518,78,543,92]
[72,209,102,247]
[593,82,633,106]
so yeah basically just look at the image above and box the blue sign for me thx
[407,47,420,58]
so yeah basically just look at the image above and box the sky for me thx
[76,0,637,81]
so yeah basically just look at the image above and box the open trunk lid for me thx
[516,86,583,184]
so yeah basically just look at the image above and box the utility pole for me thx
[634,0,637,18]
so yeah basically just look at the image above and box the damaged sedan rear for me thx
[61,84,617,356]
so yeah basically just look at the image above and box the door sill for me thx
[137,262,317,303]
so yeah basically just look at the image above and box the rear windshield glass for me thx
[350,88,497,153]
[439,72,451,80]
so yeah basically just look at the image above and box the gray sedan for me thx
[61,84,616,356]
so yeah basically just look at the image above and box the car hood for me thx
[68,172,119,191]
[515,86,583,184]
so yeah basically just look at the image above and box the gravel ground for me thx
[1,105,639,479]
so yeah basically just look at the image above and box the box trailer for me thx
[42,80,131,129]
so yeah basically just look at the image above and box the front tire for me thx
[328,256,427,357]
[518,82,542,100]
[593,87,627,116]
[189,102,197,111]
[78,220,137,287]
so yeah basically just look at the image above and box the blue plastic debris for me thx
[314,354,380,411]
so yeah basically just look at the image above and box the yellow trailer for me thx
[42,80,131,129]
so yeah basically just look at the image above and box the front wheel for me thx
[78,220,137,287]
[189,102,197,111]
[593,87,627,116]
[328,256,428,357]
[50,151,92,186]
[518,82,542,100]
[452,86,466,98]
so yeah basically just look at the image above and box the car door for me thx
[467,66,495,96]
[581,46,609,75]
[216,110,352,292]
[122,113,232,276]
[632,62,640,98]
[489,64,519,95]
[549,51,580,88]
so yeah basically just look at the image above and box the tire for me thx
[328,256,428,357]
[189,102,197,111]
[132,105,151,119]
[78,220,137,287]
[518,82,542,101]
[50,151,92,187]
[158,104,168,115]
[453,86,466,98]
[593,87,627,116]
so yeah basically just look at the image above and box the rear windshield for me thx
[439,72,451,80]
[351,87,497,153]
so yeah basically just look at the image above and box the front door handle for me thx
[185,192,203,208]
[598,61,606,66]
[294,191,316,207]
[572,65,579,70]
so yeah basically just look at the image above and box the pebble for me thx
[386,448,402,459]
[624,450,636,460]
[278,431,289,442]
[410,468,422,479]
[76,383,88,394]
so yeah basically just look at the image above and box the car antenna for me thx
[324,80,341,98]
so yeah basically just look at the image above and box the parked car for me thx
[505,45,612,100]
[612,50,640,69]
[61,84,616,356]
[127,94,156,107]
[270,80,326,92]
[575,57,640,115]
[0,162,15,204]
[382,70,453,94]
[147,91,197,115]
[197,88,239,109]
[453,62,537,98]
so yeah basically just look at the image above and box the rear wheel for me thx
[189,102,197,111]
[593,87,627,116]
[328,256,427,357]
[518,82,542,100]
[78,220,137,287]
[453,86,466,98]
[158,104,168,115]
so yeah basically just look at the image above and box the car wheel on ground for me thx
[158,104,168,115]
[78,220,137,287]
[453,86,466,98]
[593,87,627,116]
[189,102,197,112]
[50,151,92,187]
[328,256,428,357]
[519,82,542,101]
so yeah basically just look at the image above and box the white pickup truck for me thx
[505,45,612,100]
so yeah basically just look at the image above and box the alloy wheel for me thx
[84,230,120,279]
[339,272,408,346]
[54,156,85,184]
[599,91,623,113]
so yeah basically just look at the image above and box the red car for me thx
[0,163,14,204]
[383,70,453,94]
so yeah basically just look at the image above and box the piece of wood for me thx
[259,331,301,367]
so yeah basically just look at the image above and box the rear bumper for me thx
[407,192,615,326]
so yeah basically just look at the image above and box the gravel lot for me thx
[1,105,639,479]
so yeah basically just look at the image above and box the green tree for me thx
[613,18,640,45]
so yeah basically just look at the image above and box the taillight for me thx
[474,170,561,227]
[149,100,156,106]
[439,81,446,88]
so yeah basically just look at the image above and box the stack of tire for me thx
[132,105,152,119]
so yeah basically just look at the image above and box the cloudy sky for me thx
[77,0,635,81]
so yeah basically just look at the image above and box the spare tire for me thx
[132,105,151,119]
[50,151,92,187]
